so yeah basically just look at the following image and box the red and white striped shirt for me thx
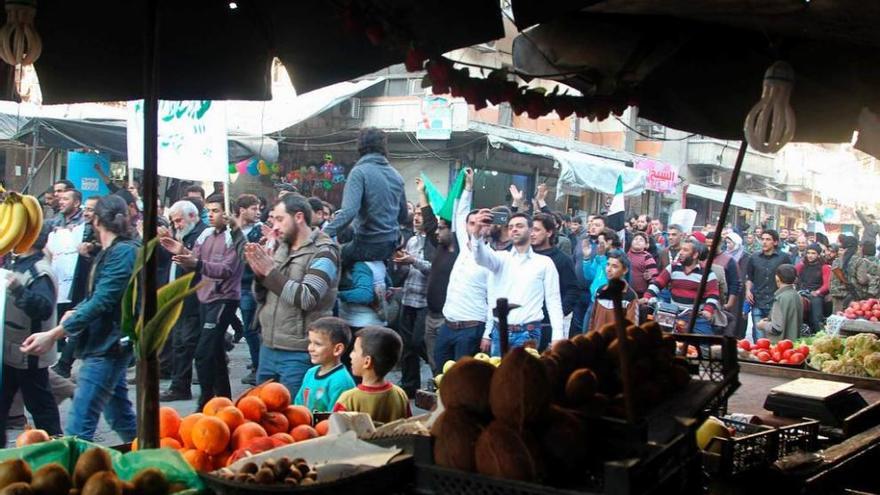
[645,263,720,315]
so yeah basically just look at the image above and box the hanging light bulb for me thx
[744,61,796,153]
[0,0,42,66]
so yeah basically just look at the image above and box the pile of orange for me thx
[148,382,330,472]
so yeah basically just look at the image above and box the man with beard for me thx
[160,194,243,409]
[642,240,721,335]
[635,214,650,233]
[796,243,831,334]
[245,193,340,396]
[487,206,513,251]
[531,213,580,349]
[158,200,207,401]
[51,195,98,379]
[470,211,563,356]
[392,194,433,397]
[51,189,84,228]
[324,127,407,268]
[236,194,263,385]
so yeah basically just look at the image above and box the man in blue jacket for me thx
[323,127,408,267]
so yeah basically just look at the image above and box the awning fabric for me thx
[487,135,646,196]
[750,196,805,210]
[685,183,756,210]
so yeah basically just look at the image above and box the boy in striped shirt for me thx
[641,240,720,335]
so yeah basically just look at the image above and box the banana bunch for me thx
[0,189,44,257]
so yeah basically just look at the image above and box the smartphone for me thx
[492,210,509,225]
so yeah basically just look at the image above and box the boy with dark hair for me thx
[294,317,356,412]
[333,326,411,423]
[755,264,802,343]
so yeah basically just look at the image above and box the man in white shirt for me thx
[436,169,490,362]
[469,210,564,357]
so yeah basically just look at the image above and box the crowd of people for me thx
[5,126,880,447]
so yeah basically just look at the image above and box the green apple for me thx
[434,374,443,388]
[489,357,502,367]
[474,353,491,362]
[442,360,457,374]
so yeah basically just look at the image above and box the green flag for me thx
[420,169,467,222]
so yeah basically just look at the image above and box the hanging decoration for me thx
[0,0,42,67]
[229,158,282,177]
[744,61,796,153]
[281,154,347,195]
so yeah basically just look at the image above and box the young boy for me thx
[333,326,411,423]
[294,317,357,412]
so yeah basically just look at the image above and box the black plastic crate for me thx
[777,419,820,457]
[702,418,779,478]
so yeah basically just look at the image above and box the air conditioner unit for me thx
[707,170,724,186]
[473,40,497,53]
[334,98,362,119]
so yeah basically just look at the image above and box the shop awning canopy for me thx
[686,183,756,210]
[750,195,806,210]
[487,135,646,196]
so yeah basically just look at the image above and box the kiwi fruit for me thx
[73,449,113,488]
[31,463,72,495]
[0,460,32,491]
[0,482,32,495]
[131,469,168,495]
[79,472,120,495]
[254,468,275,485]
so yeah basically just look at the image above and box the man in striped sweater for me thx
[640,240,720,335]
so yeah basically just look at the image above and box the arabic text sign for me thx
[634,158,677,194]
[128,100,229,182]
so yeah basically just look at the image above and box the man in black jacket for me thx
[532,213,581,349]
[159,199,207,401]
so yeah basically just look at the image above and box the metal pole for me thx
[687,141,748,334]
[136,0,161,450]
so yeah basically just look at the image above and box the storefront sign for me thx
[66,151,111,199]
[634,158,677,194]
[128,100,229,182]
[417,96,452,140]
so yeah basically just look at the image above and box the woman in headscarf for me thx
[725,232,745,262]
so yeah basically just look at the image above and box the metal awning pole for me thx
[136,0,161,450]
[687,141,748,333]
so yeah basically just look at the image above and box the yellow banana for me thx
[0,202,10,237]
[0,197,27,257]
[13,194,44,254]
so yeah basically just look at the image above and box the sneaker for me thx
[51,364,71,379]
[240,370,257,385]
[159,389,192,401]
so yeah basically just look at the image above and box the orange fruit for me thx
[215,406,246,433]
[159,406,182,440]
[178,413,205,449]
[315,419,329,436]
[191,416,231,455]
[131,438,138,452]
[290,424,319,442]
[16,429,50,447]
[259,382,292,412]
[260,412,289,436]
[270,433,294,445]
[203,397,234,416]
[282,405,312,429]
[231,422,267,451]
[181,449,213,472]
[237,396,268,422]
[160,437,182,449]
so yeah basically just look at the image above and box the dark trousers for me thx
[0,365,62,446]
[194,301,236,409]
[341,238,398,269]
[168,313,200,394]
[570,300,588,337]
[54,303,76,373]
[806,295,826,334]
[397,305,428,396]
[240,288,260,369]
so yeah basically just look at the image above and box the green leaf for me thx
[121,238,159,342]
[140,273,204,357]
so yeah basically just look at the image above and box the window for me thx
[635,118,666,140]
[409,78,427,96]
[385,79,408,97]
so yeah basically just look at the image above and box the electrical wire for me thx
[613,116,698,142]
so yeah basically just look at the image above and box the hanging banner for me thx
[127,100,229,182]
[417,96,452,140]
[67,151,111,200]
[633,158,677,194]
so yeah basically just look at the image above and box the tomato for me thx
[777,340,794,352]
[797,345,810,356]
[757,351,771,362]
[782,349,795,360]
[756,338,771,350]
[738,340,752,351]
[771,351,782,362]
[779,359,790,364]
[872,310,880,317]
[851,301,861,309]
[789,352,805,364]
[845,310,856,319]
[856,310,865,316]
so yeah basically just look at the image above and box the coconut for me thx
[538,406,592,484]
[31,464,71,495]
[570,334,597,368]
[73,449,113,488]
[549,340,579,373]
[564,368,598,406]
[474,421,538,482]
[489,347,551,429]
[439,357,495,416]
[640,321,663,347]
[431,407,484,472]
[0,460,32,490]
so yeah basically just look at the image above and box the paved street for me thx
[4,331,434,449]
